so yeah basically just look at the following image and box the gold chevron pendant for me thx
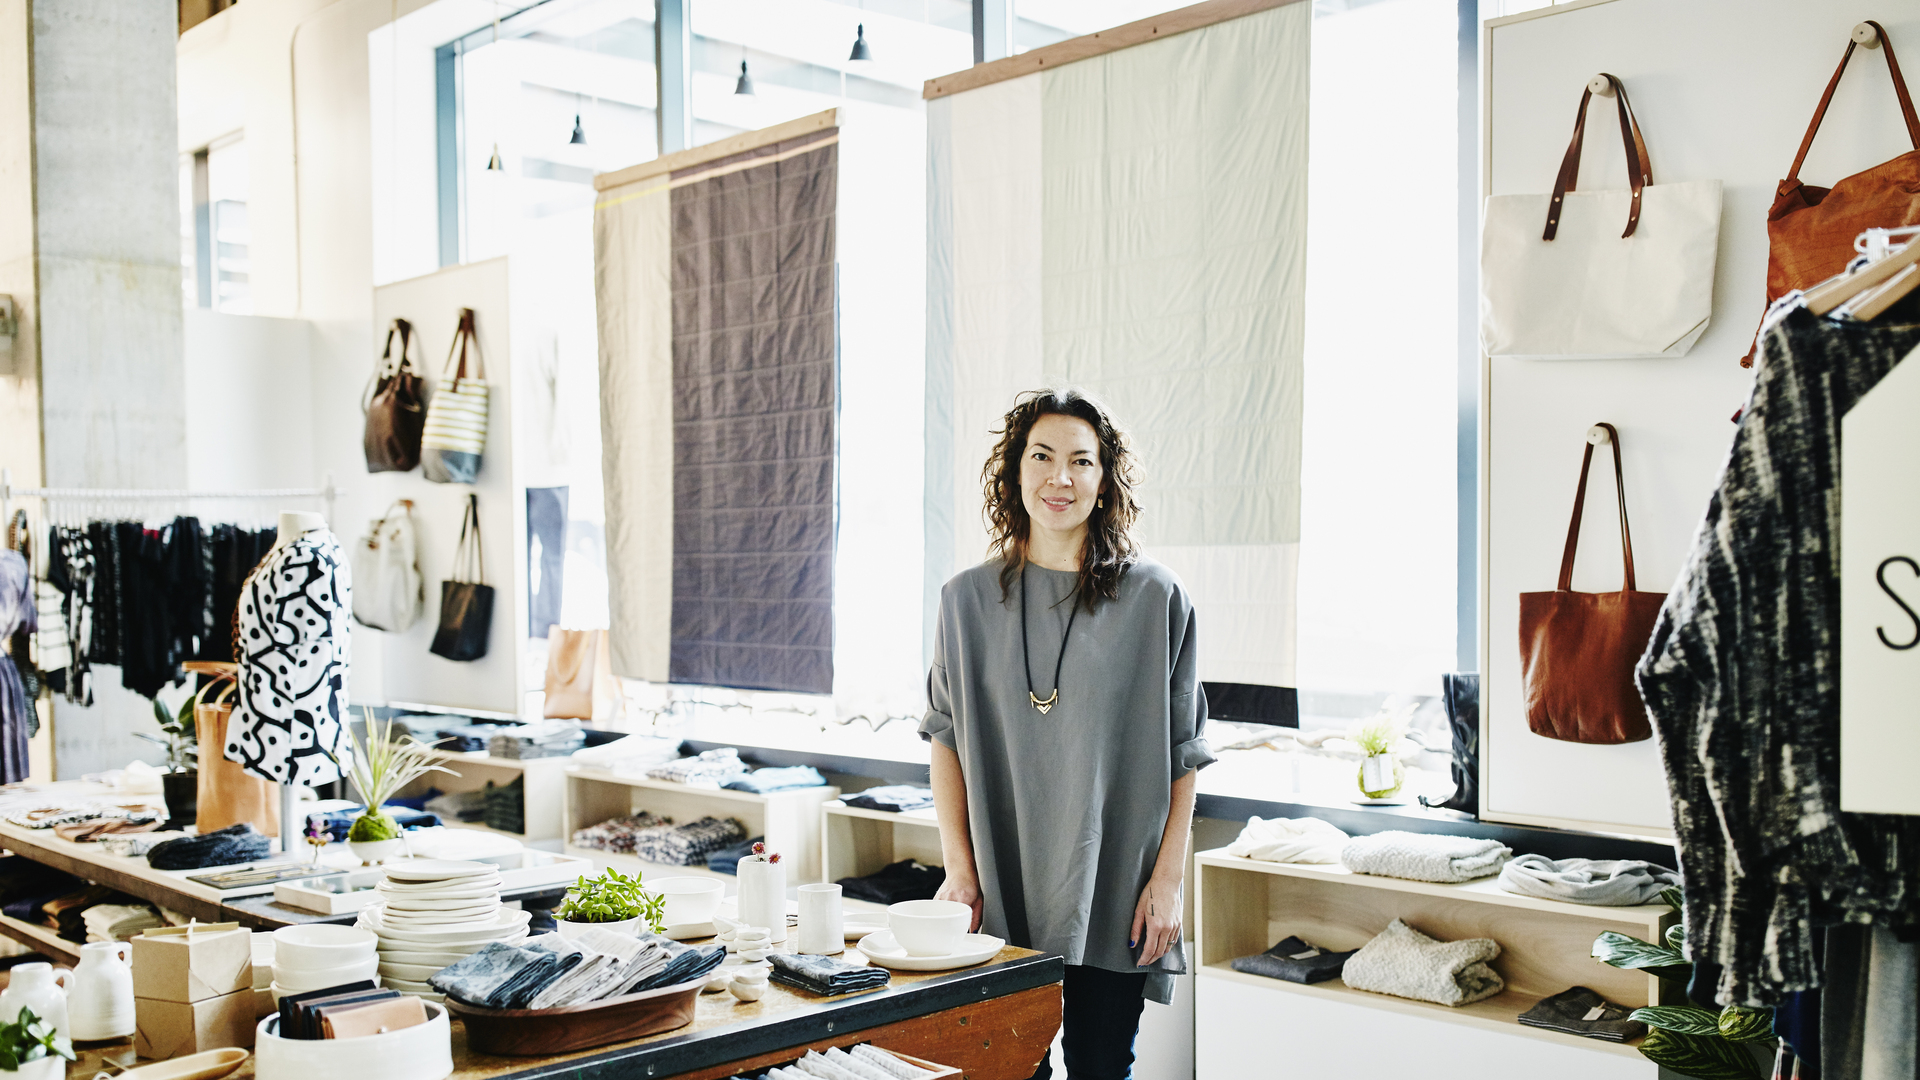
[1030,690,1057,715]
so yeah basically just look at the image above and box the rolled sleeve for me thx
[1169,603,1214,780]
[919,662,957,749]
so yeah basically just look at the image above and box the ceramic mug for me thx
[0,962,70,1041]
[69,941,134,1040]
[796,883,844,955]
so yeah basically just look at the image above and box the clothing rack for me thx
[0,468,341,528]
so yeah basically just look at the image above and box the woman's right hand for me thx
[935,869,984,933]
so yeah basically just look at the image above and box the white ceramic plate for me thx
[842,916,889,941]
[662,920,716,940]
[376,885,501,904]
[376,948,474,965]
[361,904,530,935]
[381,859,498,883]
[378,961,449,981]
[376,901,503,920]
[115,1047,249,1080]
[371,924,530,948]
[855,931,1004,971]
[377,873,502,892]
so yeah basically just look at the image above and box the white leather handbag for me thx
[350,500,424,631]
[1480,74,1721,360]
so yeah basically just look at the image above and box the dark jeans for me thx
[1027,965,1150,1080]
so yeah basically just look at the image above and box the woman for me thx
[920,388,1212,1080]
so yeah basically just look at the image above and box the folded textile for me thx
[99,835,163,858]
[724,766,827,794]
[530,927,647,1008]
[489,721,587,760]
[1497,855,1681,907]
[147,824,271,870]
[424,789,487,823]
[307,806,442,842]
[1341,830,1511,883]
[1226,816,1350,864]
[769,952,890,996]
[842,786,934,813]
[1342,919,1503,1006]
[483,776,525,833]
[705,835,763,875]
[54,816,162,843]
[847,1044,941,1079]
[789,1050,865,1080]
[821,1047,897,1080]
[1517,986,1648,1042]
[570,810,671,854]
[1229,936,1355,984]
[629,938,726,992]
[499,933,586,1008]
[647,748,751,787]
[430,941,563,1009]
[632,816,746,866]
[8,804,164,831]
[575,734,685,773]
[81,902,162,943]
[836,859,944,905]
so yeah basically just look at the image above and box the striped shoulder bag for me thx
[422,307,489,484]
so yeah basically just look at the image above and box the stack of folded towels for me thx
[1341,919,1504,1007]
[648,748,752,787]
[768,953,890,996]
[1341,830,1512,883]
[429,930,726,1009]
[750,1046,945,1080]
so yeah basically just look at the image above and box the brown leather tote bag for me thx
[193,677,280,836]
[1518,424,1665,744]
[544,628,624,721]
[1743,20,1920,366]
[364,317,428,471]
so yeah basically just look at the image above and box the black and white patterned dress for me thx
[228,530,352,786]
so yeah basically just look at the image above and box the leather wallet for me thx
[320,995,428,1039]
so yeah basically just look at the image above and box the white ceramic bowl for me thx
[256,1001,452,1080]
[272,953,380,992]
[647,877,723,926]
[272,924,378,969]
[887,899,971,957]
[554,916,640,941]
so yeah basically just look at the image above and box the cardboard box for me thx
[134,989,257,1058]
[253,988,275,1020]
[132,923,251,1003]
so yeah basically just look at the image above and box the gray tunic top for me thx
[919,557,1214,1003]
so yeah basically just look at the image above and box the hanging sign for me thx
[1841,342,1920,815]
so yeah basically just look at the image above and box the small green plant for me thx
[333,710,456,843]
[1350,702,1413,798]
[557,868,666,931]
[133,695,199,773]
[0,1007,73,1072]
[1591,887,1770,1080]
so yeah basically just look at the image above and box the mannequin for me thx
[275,511,327,548]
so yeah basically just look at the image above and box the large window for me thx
[179,136,251,314]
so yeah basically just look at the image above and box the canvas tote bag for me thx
[421,308,490,484]
[363,318,428,473]
[1517,424,1664,745]
[1741,20,1920,367]
[1481,74,1722,359]
[193,676,279,836]
[430,494,494,662]
[350,500,424,632]
[544,628,623,721]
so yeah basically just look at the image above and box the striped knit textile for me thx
[423,307,489,483]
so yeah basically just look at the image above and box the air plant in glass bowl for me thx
[332,709,457,864]
[1350,702,1416,801]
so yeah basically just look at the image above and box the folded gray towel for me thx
[1341,919,1504,1006]
[1341,830,1511,883]
[1497,854,1680,906]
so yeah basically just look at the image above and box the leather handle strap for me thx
[1556,422,1639,593]
[1789,21,1920,183]
[454,493,485,585]
[444,308,483,382]
[1544,73,1653,241]
[363,318,415,414]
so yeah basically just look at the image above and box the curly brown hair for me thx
[982,387,1141,611]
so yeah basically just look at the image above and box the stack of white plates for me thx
[357,859,532,1002]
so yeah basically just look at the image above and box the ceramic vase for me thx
[0,963,69,1042]
[68,941,134,1040]
[796,883,843,955]
[555,916,641,941]
[1358,753,1405,799]
[347,838,404,865]
[7,1055,64,1080]
[737,859,787,944]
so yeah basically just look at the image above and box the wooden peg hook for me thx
[1854,22,1881,48]
[1588,74,1616,96]
[1587,425,1612,446]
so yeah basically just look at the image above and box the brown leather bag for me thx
[193,677,280,836]
[544,628,623,721]
[1518,424,1665,745]
[364,317,428,471]
[1743,20,1920,366]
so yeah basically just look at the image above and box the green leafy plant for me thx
[1349,703,1413,798]
[0,1007,73,1072]
[333,710,456,843]
[133,695,199,773]
[1591,887,1770,1080]
[557,867,666,931]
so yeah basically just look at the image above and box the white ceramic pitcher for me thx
[0,962,70,1041]
[68,941,134,1040]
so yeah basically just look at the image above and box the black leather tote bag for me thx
[430,494,494,662]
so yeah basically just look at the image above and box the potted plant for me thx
[134,695,199,830]
[1350,703,1413,800]
[555,867,665,939]
[1590,887,1772,1080]
[334,710,456,864]
[0,1006,73,1080]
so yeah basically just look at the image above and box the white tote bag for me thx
[351,500,424,631]
[421,307,490,483]
[1481,74,1721,360]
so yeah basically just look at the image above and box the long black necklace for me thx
[1021,564,1080,714]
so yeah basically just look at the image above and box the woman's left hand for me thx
[1130,877,1182,967]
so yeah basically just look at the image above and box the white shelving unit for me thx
[561,767,839,885]
[820,800,943,912]
[396,751,575,849]
[1192,848,1673,1079]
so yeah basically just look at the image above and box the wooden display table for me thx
[62,946,1062,1080]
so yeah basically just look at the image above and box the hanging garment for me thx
[0,549,36,784]
[162,516,212,662]
[49,527,93,705]
[1637,301,1920,1007]
[86,522,119,667]
[203,525,275,661]
[117,523,179,698]
[32,522,70,695]
[229,528,352,786]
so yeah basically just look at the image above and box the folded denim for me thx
[769,953,890,995]
[1229,936,1355,984]
[841,786,934,813]
[724,766,827,794]
[705,835,763,875]
[630,939,725,992]
[1517,986,1648,1042]
[430,942,556,1008]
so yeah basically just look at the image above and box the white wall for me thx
[1481,0,1920,835]
[184,309,316,494]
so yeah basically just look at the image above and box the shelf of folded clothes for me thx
[820,795,944,910]
[562,764,839,883]
[397,749,576,845]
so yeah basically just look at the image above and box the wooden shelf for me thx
[0,915,80,965]
[562,770,838,883]
[1198,963,1644,1059]
[821,801,939,827]
[822,801,944,886]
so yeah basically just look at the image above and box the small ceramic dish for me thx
[662,921,717,941]
[855,931,1004,971]
[377,948,477,966]
[378,961,448,981]
[376,903,504,923]
[378,872,502,890]
[380,859,498,883]
[842,916,888,940]
[273,954,379,988]
[377,887,501,905]
[115,1047,249,1080]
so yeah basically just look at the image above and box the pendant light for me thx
[735,59,756,96]
[570,115,587,144]
[485,144,504,171]
[848,23,872,62]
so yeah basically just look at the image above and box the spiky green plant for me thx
[0,1007,72,1072]
[333,709,457,842]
